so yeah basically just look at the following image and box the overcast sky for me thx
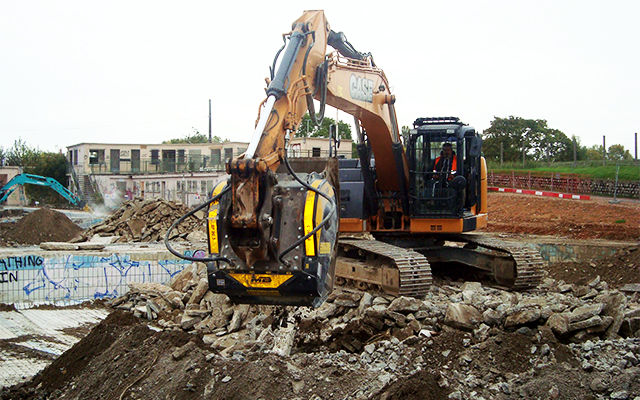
[1,1,638,156]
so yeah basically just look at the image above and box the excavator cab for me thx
[407,117,483,219]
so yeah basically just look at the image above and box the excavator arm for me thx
[0,173,81,206]
[197,10,407,307]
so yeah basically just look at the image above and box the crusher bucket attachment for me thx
[206,158,339,307]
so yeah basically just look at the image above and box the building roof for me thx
[66,141,249,149]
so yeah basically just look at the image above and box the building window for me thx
[89,149,105,165]
[151,150,160,165]
[73,149,79,165]
[224,148,233,162]
[312,147,321,157]
[177,149,185,164]
[187,150,202,171]
[211,149,221,167]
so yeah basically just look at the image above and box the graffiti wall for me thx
[0,250,205,306]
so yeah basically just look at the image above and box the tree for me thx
[483,116,573,162]
[163,128,226,144]
[296,113,352,140]
[2,139,68,205]
[585,144,604,161]
[607,144,633,161]
[534,128,572,162]
[401,126,411,146]
[5,139,40,167]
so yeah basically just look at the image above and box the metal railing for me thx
[68,149,352,176]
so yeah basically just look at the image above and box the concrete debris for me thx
[78,198,205,243]
[91,264,640,400]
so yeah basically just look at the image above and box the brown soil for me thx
[547,245,640,287]
[0,303,16,312]
[486,193,640,241]
[0,208,82,245]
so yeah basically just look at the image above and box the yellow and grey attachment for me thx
[206,171,338,307]
[206,180,228,255]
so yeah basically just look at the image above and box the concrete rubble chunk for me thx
[388,296,423,314]
[126,218,146,238]
[170,265,195,292]
[504,309,541,328]
[597,292,628,338]
[76,242,105,250]
[568,315,602,332]
[587,275,601,288]
[228,305,250,333]
[128,282,173,295]
[482,309,505,326]
[444,303,482,331]
[188,279,210,305]
[333,292,361,307]
[372,296,390,306]
[172,341,196,360]
[586,316,614,334]
[569,303,604,323]
[165,291,185,309]
[39,242,78,251]
[357,292,373,315]
[314,302,339,320]
[181,314,201,330]
[547,313,570,336]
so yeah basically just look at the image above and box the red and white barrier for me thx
[488,186,591,200]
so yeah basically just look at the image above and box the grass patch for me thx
[488,162,640,181]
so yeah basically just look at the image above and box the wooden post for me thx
[572,136,577,167]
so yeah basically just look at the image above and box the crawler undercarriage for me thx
[336,234,545,297]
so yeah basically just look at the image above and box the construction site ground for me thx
[0,192,639,399]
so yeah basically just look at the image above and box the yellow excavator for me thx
[165,10,544,307]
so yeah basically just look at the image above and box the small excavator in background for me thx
[0,173,83,207]
[167,10,544,307]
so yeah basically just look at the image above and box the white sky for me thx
[1,1,638,156]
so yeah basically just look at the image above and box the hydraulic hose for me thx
[164,186,232,264]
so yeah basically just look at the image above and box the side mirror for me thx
[468,136,482,157]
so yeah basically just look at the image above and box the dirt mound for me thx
[1,208,82,245]
[548,245,640,287]
[486,193,640,241]
[77,198,205,243]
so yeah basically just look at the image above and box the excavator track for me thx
[457,235,546,290]
[336,239,432,298]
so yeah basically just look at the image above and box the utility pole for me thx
[602,135,606,166]
[208,99,212,143]
[572,136,577,167]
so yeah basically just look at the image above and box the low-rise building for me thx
[66,137,352,207]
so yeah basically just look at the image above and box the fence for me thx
[69,149,352,176]
[488,171,640,199]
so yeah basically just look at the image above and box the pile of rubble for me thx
[76,198,206,243]
[103,264,640,399]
